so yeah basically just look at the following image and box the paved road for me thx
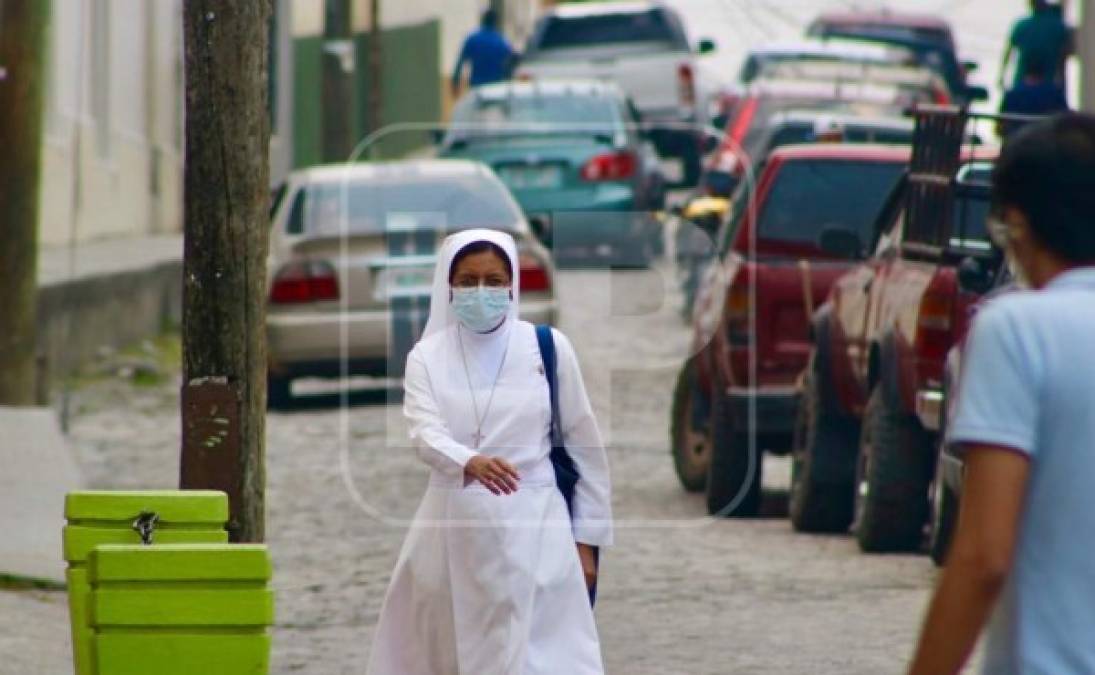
[0,260,977,674]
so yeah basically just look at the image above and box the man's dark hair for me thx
[992,113,1095,264]
[482,9,498,29]
[449,240,513,283]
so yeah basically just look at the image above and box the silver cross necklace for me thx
[457,326,510,449]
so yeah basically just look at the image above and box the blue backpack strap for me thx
[535,324,598,608]
[535,325,564,448]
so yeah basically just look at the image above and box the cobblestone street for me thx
[0,262,973,674]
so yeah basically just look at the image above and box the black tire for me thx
[854,388,934,552]
[789,365,859,533]
[928,453,959,566]
[706,384,762,517]
[681,143,702,188]
[267,373,292,410]
[670,359,711,492]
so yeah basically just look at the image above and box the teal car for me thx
[439,80,667,266]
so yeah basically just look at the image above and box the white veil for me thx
[420,228,521,341]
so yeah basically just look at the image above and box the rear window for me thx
[758,159,905,246]
[533,9,685,51]
[448,93,620,142]
[288,174,522,236]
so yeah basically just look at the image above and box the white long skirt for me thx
[366,481,605,675]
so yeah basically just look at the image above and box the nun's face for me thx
[450,250,512,290]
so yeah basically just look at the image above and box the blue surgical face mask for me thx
[451,286,512,333]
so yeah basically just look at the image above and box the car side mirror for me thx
[965,85,990,102]
[529,215,552,247]
[962,60,979,74]
[819,227,864,260]
[698,38,717,55]
[958,256,994,294]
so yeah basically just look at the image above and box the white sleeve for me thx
[553,329,614,547]
[403,347,479,477]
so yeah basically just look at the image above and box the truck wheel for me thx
[789,368,858,533]
[267,373,292,410]
[928,455,959,566]
[706,385,762,517]
[854,388,933,552]
[670,358,711,492]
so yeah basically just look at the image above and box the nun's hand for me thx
[577,543,598,590]
[465,455,521,495]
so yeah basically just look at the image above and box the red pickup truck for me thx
[790,118,998,549]
[671,143,909,517]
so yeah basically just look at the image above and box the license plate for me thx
[374,266,433,300]
[498,164,562,190]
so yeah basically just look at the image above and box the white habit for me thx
[367,229,613,675]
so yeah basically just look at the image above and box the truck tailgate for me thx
[519,48,689,113]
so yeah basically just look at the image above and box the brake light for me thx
[519,253,552,292]
[678,63,696,108]
[728,96,759,148]
[914,273,956,384]
[270,260,340,304]
[580,151,636,182]
[515,70,533,82]
[725,272,751,344]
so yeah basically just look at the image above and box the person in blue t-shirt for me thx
[451,10,515,97]
[908,113,1095,675]
[999,0,1072,93]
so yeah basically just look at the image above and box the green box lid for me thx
[88,544,272,583]
[65,491,229,524]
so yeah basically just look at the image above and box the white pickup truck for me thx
[514,1,718,186]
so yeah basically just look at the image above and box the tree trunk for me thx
[0,0,49,406]
[180,0,271,543]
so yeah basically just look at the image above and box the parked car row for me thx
[670,69,1004,564]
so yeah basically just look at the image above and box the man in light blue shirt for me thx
[909,113,1095,674]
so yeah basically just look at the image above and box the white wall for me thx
[39,0,294,246]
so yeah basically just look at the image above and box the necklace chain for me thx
[457,326,510,449]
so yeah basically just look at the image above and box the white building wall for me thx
[39,0,293,247]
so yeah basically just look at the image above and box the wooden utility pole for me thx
[180,0,271,543]
[322,0,354,161]
[1081,0,1095,111]
[367,0,383,139]
[0,0,49,406]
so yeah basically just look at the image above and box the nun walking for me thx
[367,229,613,675]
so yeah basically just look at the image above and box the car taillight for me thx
[519,253,552,292]
[725,274,751,344]
[270,260,340,304]
[678,63,696,108]
[728,96,759,148]
[514,70,533,82]
[915,273,956,383]
[580,151,636,182]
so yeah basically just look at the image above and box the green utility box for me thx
[88,544,274,675]
[63,491,230,675]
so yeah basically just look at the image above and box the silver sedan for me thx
[266,159,558,406]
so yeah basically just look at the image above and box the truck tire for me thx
[928,455,959,566]
[670,358,711,492]
[267,373,292,410]
[855,388,934,552]
[789,367,858,533]
[706,385,762,517]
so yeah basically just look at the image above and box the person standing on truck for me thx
[907,113,1095,674]
[999,0,1071,95]
[451,9,515,98]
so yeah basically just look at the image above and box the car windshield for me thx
[758,159,905,246]
[448,94,620,142]
[534,10,684,50]
[290,174,521,236]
